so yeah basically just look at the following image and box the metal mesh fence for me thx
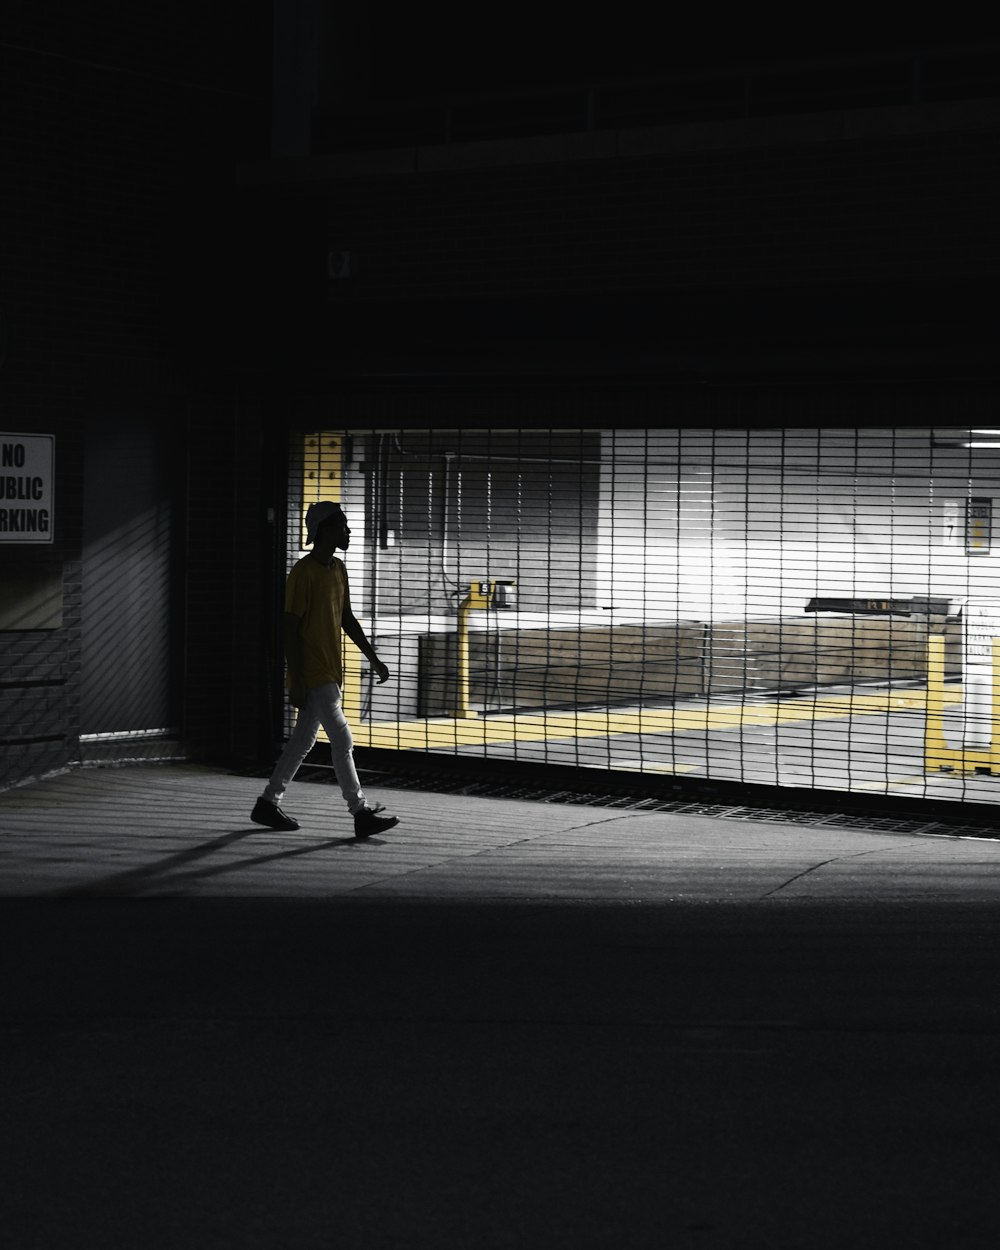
[283,425,1000,807]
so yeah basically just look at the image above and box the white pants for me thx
[263,683,367,815]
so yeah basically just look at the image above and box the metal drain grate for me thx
[350,768,1000,841]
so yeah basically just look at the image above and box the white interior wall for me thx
[598,428,1000,621]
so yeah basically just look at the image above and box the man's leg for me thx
[256,697,322,814]
[309,682,367,814]
[310,683,398,836]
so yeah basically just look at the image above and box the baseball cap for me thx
[305,501,344,544]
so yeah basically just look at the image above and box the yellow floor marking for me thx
[610,762,698,775]
[850,775,931,792]
[343,688,956,751]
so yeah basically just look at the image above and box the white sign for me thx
[942,498,963,547]
[0,434,54,543]
[964,599,1000,666]
[962,598,1000,749]
[966,497,992,555]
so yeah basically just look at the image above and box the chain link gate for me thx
[281,425,1000,809]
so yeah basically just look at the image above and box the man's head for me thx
[305,501,350,549]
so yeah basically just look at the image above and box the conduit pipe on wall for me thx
[456,580,516,719]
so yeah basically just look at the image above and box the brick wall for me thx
[0,555,82,789]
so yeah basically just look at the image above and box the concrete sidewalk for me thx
[2,760,999,902]
[6,763,1000,1247]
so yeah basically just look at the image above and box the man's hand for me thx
[373,660,390,685]
[289,680,309,709]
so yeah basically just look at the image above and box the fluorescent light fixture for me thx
[934,430,1000,447]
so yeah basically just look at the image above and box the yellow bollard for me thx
[456,582,492,719]
[341,634,362,723]
[924,635,951,772]
[991,636,1000,772]
[924,634,1000,775]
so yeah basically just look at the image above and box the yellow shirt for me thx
[284,554,348,688]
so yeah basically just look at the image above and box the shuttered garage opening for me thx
[284,425,1000,808]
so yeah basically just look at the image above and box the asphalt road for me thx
[4,896,1000,1249]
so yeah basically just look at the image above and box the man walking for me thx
[252,501,399,839]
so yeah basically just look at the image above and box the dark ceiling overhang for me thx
[303,279,998,383]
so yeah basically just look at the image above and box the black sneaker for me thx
[353,804,399,839]
[251,797,300,831]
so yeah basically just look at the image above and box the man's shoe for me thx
[251,797,300,831]
[354,804,399,839]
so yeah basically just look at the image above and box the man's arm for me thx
[342,607,390,684]
[283,612,309,707]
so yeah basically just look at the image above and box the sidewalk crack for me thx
[512,811,642,842]
[761,844,907,899]
[350,811,639,894]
